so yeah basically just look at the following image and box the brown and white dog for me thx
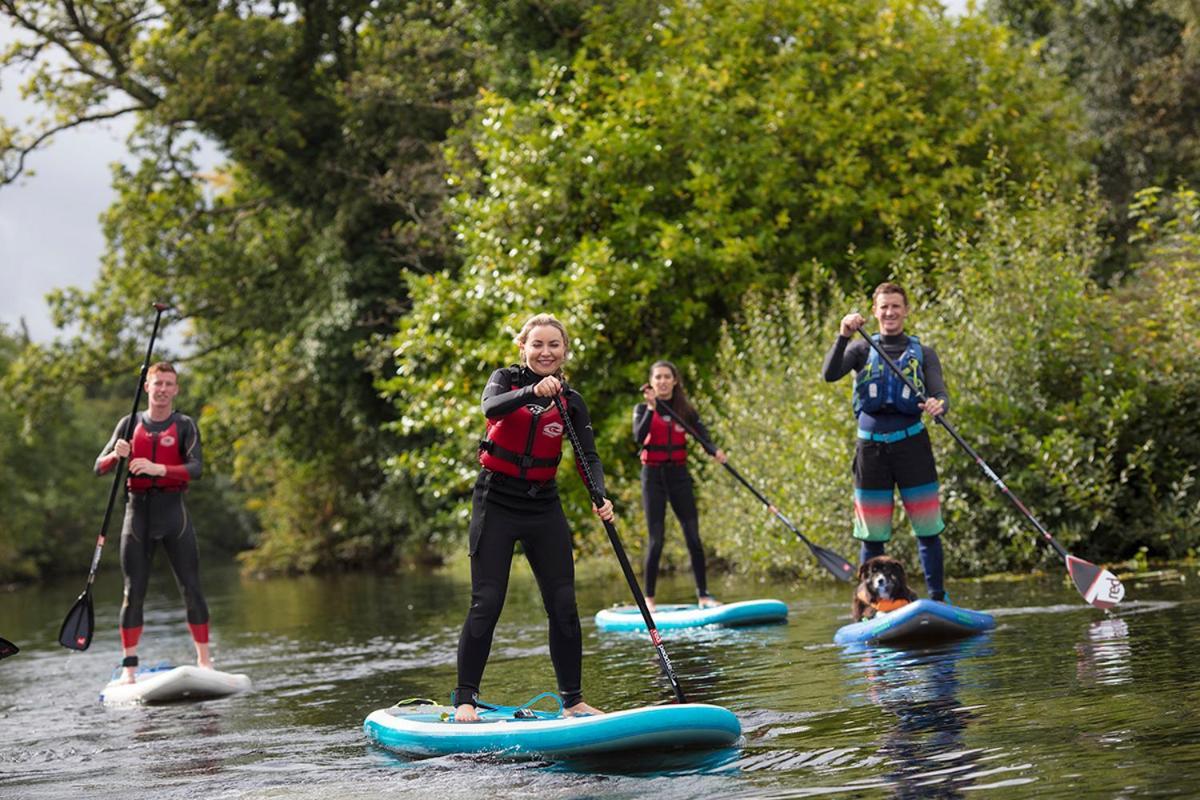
[852,555,919,622]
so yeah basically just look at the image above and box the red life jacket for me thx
[640,408,688,465]
[479,396,565,482]
[128,415,189,492]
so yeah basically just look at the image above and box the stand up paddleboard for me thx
[363,696,742,758]
[594,599,788,632]
[100,664,252,704]
[834,599,995,646]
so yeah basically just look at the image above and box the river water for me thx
[1,559,1197,799]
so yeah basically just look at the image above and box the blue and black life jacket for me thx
[853,334,926,417]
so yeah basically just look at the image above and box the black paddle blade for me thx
[0,637,19,660]
[1067,555,1126,610]
[58,590,95,651]
[810,542,856,582]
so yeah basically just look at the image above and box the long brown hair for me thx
[649,360,699,424]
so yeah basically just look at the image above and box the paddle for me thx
[59,302,170,651]
[0,636,19,660]
[855,328,1126,609]
[551,392,688,704]
[646,398,856,582]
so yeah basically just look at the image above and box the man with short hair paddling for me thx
[94,362,211,684]
[823,283,951,602]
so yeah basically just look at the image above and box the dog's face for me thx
[860,557,907,601]
[852,555,918,621]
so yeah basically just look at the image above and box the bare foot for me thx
[197,659,214,670]
[120,667,137,685]
[454,703,481,722]
[645,597,656,613]
[564,701,603,717]
[698,595,722,608]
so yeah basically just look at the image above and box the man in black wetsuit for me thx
[94,362,210,683]
[823,283,951,601]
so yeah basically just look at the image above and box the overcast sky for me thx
[0,1,972,343]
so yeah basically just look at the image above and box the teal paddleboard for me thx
[833,599,995,646]
[594,599,788,632]
[363,698,741,758]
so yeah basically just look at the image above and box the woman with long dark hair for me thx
[633,360,726,612]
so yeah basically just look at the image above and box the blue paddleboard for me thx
[833,599,995,646]
[594,599,788,632]
[363,698,741,758]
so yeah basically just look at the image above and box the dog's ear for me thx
[857,560,873,581]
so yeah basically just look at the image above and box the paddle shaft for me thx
[552,393,688,704]
[855,329,1070,559]
[647,399,855,580]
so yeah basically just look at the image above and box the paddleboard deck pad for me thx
[363,697,742,758]
[594,599,788,632]
[834,599,995,645]
[100,665,252,704]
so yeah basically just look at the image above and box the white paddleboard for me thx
[100,665,252,705]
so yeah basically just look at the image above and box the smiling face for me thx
[144,367,179,417]
[873,291,909,336]
[521,324,567,376]
[649,364,677,400]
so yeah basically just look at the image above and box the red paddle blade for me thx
[1067,555,1126,609]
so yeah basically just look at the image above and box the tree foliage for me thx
[382,0,1088,546]
[701,177,1200,579]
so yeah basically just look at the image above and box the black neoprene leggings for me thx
[455,471,583,708]
[641,463,707,598]
[119,492,209,630]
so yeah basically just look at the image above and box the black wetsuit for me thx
[95,412,208,635]
[454,367,606,709]
[632,403,717,598]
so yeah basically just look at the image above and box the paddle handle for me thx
[552,394,688,704]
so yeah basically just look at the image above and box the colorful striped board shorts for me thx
[852,427,944,541]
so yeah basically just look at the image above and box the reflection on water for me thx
[1075,617,1132,687]
[841,639,998,799]
[1,563,1199,798]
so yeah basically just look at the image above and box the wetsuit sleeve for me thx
[162,415,203,482]
[481,367,536,418]
[94,416,131,475]
[921,345,950,412]
[632,403,652,444]
[567,391,606,497]
[822,336,867,382]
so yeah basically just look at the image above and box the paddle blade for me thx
[810,542,856,582]
[58,590,95,651]
[0,637,18,660]
[1066,555,1126,609]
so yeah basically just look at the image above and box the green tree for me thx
[1,1,593,572]
[701,177,1200,579]
[382,0,1089,546]
[988,0,1200,275]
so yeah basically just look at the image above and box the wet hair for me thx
[146,361,177,378]
[515,314,569,375]
[649,360,699,425]
[872,282,908,307]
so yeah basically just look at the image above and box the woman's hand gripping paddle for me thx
[856,328,1125,609]
[552,393,688,703]
[647,400,855,582]
[59,303,170,650]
